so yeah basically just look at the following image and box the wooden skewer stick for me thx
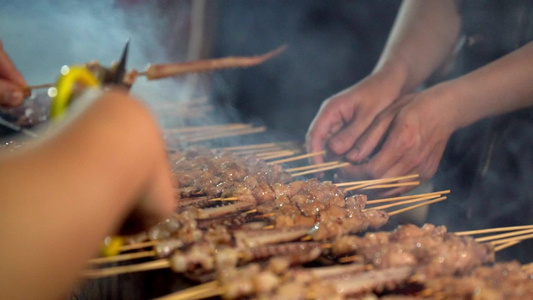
[82,259,170,279]
[185,126,266,143]
[26,83,55,90]
[343,180,419,192]
[455,224,533,236]
[232,147,283,156]
[88,250,155,264]
[321,243,332,249]
[178,126,256,138]
[255,212,276,218]
[259,150,296,160]
[243,209,258,214]
[267,151,326,164]
[215,142,279,151]
[119,240,159,252]
[338,255,363,263]
[366,190,451,205]
[335,174,420,187]
[475,228,533,243]
[139,45,287,80]
[490,232,533,246]
[388,196,447,216]
[285,161,341,173]
[164,123,250,134]
[360,181,420,190]
[183,126,265,142]
[521,262,533,271]
[291,162,350,177]
[263,225,274,230]
[208,197,239,202]
[256,150,295,158]
[494,240,521,252]
[365,194,441,211]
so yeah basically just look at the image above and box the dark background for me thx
[211,0,401,140]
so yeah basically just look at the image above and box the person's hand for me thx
[338,85,458,195]
[0,41,27,107]
[306,65,406,166]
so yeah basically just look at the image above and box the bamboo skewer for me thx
[215,142,280,151]
[184,126,266,143]
[493,240,521,252]
[255,212,276,218]
[243,209,257,214]
[183,126,265,142]
[301,235,312,241]
[232,147,283,156]
[209,197,239,202]
[285,161,341,173]
[343,179,419,192]
[291,162,350,177]
[360,181,420,190]
[153,282,221,300]
[474,228,533,243]
[366,190,451,205]
[82,259,170,278]
[521,262,533,271]
[338,255,363,263]
[119,240,159,252]
[365,194,442,211]
[26,82,55,90]
[267,151,326,164]
[388,196,447,216]
[455,225,533,236]
[164,123,251,134]
[490,232,533,246]
[88,251,155,264]
[258,150,296,160]
[176,125,254,137]
[335,174,420,187]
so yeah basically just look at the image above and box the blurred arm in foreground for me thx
[0,90,174,299]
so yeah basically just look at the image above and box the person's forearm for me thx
[0,91,168,299]
[442,42,533,129]
[374,0,461,93]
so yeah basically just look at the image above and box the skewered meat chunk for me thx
[332,224,494,279]
[424,262,533,299]
[171,146,293,197]
[170,242,216,273]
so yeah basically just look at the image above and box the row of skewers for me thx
[80,143,533,299]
